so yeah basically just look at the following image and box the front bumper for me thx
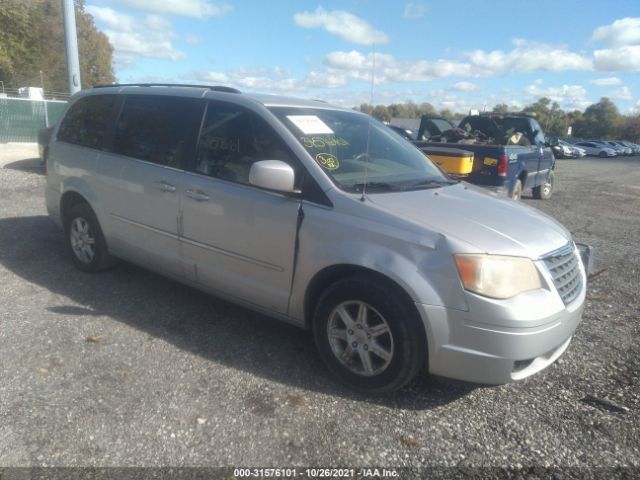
[416,252,587,384]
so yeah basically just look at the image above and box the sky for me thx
[85,0,640,114]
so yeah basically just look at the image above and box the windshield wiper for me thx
[400,179,457,190]
[347,182,403,193]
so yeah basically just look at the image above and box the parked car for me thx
[603,141,632,156]
[46,84,589,392]
[413,113,556,201]
[620,141,640,154]
[573,141,617,157]
[387,125,416,141]
[556,140,586,159]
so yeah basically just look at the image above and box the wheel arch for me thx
[305,264,431,381]
[508,169,527,197]
[518,169,528,185]
[303,264,426,341]
[60,190,92,227]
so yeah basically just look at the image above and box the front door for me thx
[180,101,301,314]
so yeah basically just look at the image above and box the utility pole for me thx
[62,0,81,95]
[40,70,49,128]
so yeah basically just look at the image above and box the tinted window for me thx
[195,102,295,185]
[57,95,121,150]
[113,95,203,168]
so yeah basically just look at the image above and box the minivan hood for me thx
[367,183,571,259]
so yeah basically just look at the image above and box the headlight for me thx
[454,254,542,299]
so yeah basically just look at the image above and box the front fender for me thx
[288,203,469,323]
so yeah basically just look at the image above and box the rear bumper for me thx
[45,184,62,228]
[416,282,586,384]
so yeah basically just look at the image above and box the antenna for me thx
[360,43,376,202]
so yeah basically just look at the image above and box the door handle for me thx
[158,181,176,192]
[185,189,209,202]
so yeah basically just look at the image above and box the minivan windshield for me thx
[269,107,451,193]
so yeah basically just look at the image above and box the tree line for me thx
[360,97,640,142]
[0,0,115,94]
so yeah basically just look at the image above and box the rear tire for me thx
[533,171,554,200]
[510,179,523,200]
[313,275,426,393]
[64,203,116,272]
[42,147,48,173]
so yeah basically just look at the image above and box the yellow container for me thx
[420,147,474,175]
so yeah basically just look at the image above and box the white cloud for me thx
[322,50,473,84]
[451,81,478,91]
[607,86,633,101]
[590,19,640,72]
[105,30,185,64]
[524,83,592,110]
[293,7,389,45]
[86,5,135,31]
[591,17,640,47]
[465,40,592,75]
[184,34,202,45]
[144,14,172,31]
[86,6,185,65]
[593,45,640,71]
[118,0,232,19]
[589,77,622,86]
[195,67,306,91]
[403,3,426,19]
[318,43,591,86]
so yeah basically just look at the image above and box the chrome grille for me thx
[542,244,583,305]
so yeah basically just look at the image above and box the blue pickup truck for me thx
[413,114,556,200]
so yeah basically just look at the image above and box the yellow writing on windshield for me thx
[315,153,340,170]
[302,136,349,148]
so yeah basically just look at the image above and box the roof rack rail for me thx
[479,111,536,118]
[93,83,241,94]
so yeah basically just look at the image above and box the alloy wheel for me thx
[327,301,394,376]
[69,217,96,264]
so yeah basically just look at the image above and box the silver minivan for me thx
[46,84,588,392]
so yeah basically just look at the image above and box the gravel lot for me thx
[0,144,638,474]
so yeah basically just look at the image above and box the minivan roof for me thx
[86,83,351,111]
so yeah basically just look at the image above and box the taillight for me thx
[497,154,509,177]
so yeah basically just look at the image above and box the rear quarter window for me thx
[57,95,121,150]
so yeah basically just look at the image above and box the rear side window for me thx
[57,95,121,150]
[113,95,203,168]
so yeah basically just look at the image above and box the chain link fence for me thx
[0,97,68,143]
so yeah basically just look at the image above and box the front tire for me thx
[599,151,607,158]
[313,275,426,393]
[533,170,554,200]
[64,203,115,272]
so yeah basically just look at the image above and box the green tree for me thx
[359,103,374,115]
[573,98,622,139]
[371,104,391,123]
[492,103,510,114]
[621,115,640,142]
[0,0,114,93]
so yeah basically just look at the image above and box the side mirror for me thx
[249,160,296,193]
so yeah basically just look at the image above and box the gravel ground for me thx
[0,144,638,476]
